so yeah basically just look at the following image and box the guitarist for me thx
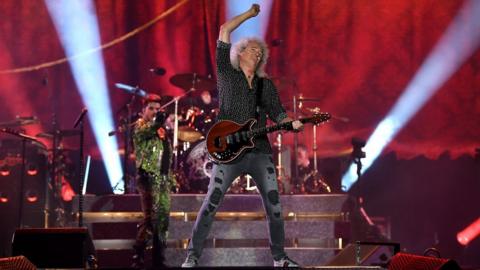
[182,4,302,268]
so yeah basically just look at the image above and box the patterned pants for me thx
[187,152,287,261]
[134,169,171,252]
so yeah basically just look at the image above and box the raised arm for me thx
[218,4,260,44]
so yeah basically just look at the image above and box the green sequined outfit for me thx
[132,118,175,266]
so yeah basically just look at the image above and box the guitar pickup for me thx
[214,136,222,148]
[234,132,241,143]
[240,131,248,142]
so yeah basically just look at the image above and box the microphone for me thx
[150,67,166,76]
[73,107,88,128]
[115,83,148,97]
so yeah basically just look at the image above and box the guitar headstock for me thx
[310,112,331,125]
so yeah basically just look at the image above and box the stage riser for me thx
[90,220,348,240]
[75,194,349,212]
[93,238,341,249]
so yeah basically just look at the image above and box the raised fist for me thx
[249,4,260,17]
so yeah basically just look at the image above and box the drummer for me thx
[163,90,218,135]
[296,144,313,193]
[182,90,218,134]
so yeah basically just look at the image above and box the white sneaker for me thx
[181,256,198,268]
[273,256,299,267]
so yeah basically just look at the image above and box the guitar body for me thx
[206,119,256,163]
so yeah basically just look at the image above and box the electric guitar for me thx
[206,113,331,163]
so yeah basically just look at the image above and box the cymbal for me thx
[303,107,322,114]
[36,129,81,139]
[178,126,203,143]
[170,73,216,92]
[298,97,321,102]
[0,116,39,128]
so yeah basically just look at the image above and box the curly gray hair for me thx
[230,37,269,78]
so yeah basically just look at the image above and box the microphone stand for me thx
[351,138,374,227]
[0,128,38,228]
[108,87,144,193]
[160,87,196,172]
[73,109,87,227]
[123,94,137,194]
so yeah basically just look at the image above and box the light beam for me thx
[45,0,124,193]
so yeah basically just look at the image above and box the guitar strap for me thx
[255,77,264,119]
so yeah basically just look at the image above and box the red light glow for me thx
[26,191,38,203]
[457,218,480,246]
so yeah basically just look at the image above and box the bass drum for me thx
[181,140,212,193]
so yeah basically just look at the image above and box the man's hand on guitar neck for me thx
[281,117,304,132]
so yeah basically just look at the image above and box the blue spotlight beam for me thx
[226,0,273,42]
[46,0,124,193]
[342,0,480,191]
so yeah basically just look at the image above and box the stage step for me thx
[72,194,351,268]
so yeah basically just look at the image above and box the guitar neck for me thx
[250,117,312,137]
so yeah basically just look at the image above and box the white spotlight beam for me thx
[226,0,273,43]
[342,0,480,191]
[46,0,124,193]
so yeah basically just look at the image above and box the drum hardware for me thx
[36,129,81,139]
[274,132,288,194]
[178,126,203,143]
[307,107,331,193]
[0,116,39,128]
[304,107,350,123]
[180,140,211,193]
[169,73,216,92]
[292,92,324,188]
[166,73,216,172]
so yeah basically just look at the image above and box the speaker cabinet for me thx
[0,256,36,270]
[0,139,48,256]
[389,252,461,270]
[11,227,95,268]
[327,242,400,268]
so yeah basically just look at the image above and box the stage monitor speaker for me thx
[327,241,400,268]
[388,252,461,270]
[0,256,36,270]
[11,227,95,268]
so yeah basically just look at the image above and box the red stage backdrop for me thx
[0,0,478,160]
